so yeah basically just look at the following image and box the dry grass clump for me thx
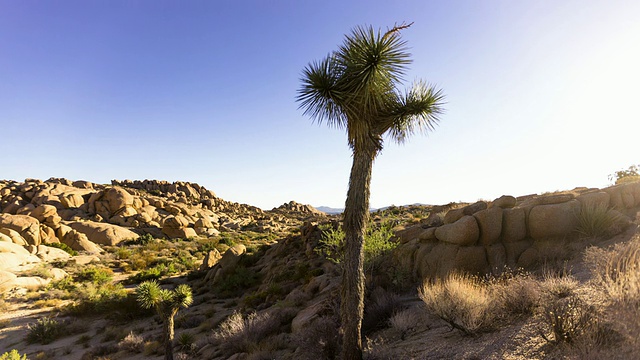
[420,271,542,336]
[388,306,425,339]
[117,331,144,353]
[210,309,295,356]
[293,316,341,360]
[362,287,403,334]
[583,235,640,354]
[419,272,494,335]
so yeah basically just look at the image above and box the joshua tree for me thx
[136,281,193,360]
[297,23,444,359]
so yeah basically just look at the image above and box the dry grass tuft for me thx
[419,273,495,335]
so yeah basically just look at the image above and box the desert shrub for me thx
[388,307,424,339]
[316,222,397,272]
[45,242,78,256]
[47,276,77,293]
[539,295,597,345]
[0,350,27,360]
[24,264,52,279]
[75,266,113,285]
[492,273,541,318]
[117,331,144,352]
[540,273,580,299]
[419,273,496,335]
[590,237,640,303]
[211,309,293,356]
[609,164,640,184]
[214,266,260,297]
[575,203,624,239]
[26,317,62,344]
[293,316,341,360]
[362,287,403,334]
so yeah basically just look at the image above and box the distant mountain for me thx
[315,206,344,214]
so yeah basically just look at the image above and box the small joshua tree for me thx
[136,281,193,360]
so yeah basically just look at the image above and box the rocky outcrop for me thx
[397,183,640,279]
[69,221,138,246]
[0,213,41,246]
[162,215,197,239]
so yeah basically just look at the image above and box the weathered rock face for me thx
[491,195,517,209]
[435,216,479,246]
[56,224,102,253]
[576,191,610,208]
[501,207,527,243]
[162,215,197,239]
[199,248,222,271]
[207,244,247,283]
[528,200,580,240]
[0,214,41,246]
[0,241,40,270]
[473,207,502,246]
[103,187,134,216]
[69,221,138,246]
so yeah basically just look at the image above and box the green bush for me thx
[26,317,62,344]
[0,350,27,360]
[609,164,639,184]
[75,267,113,285]
[45,242,78,256]
[316,221,397,271]
[215,266,260,297]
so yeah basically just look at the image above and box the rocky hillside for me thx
[1,177,639,360]
[0,177,326,291]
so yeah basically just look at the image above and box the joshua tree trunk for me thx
[163,309,177,360]
[341,141,378,360]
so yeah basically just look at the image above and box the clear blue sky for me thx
[1,0,638,209]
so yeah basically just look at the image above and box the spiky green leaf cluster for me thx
[297,24,445,150]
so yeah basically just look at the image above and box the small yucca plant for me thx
[575,203,623,239]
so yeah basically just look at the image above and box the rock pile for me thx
[395,182,640,278]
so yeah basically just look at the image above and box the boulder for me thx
[36,245,72,262]
[473,207,502,246]
[207,244,247,283]
[463,201,488,216]
[486,243,506,274]
[162,215,196,239]
[69,221,138,246]
[0,213,41,245]
[491,195,517,209]
[453,246,490,275]
[443,208,465,224]
[415,243,459,279]
[395,225,430,244]
[504,240,532,267]
[576,191,610,208]
[0,241,41,270]
[199,248,222,271]
[30,204,61,227]
[0,228,27,246]
[604,187,625,209]
[620,185,635,208]
[435,216,479,246]
[59,227,103,254]
[528,200,580,240]
[536,194,574,205]
[501,207,527,243]
[0,270,18,292]
[103,187,134,215]
[59,193,85,208]
[517,247,540,268]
